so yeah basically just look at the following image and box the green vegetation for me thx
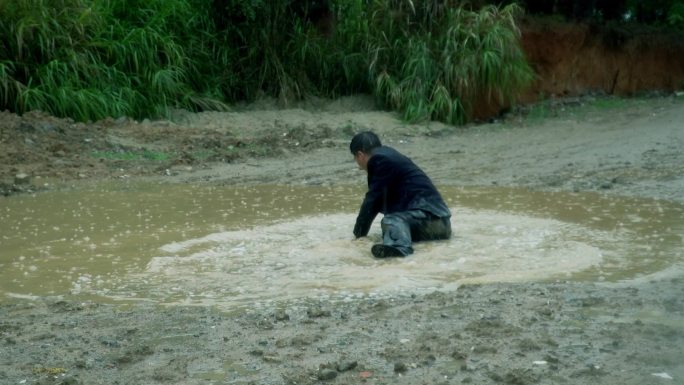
[521,94,670,125]
[0,0,231,122]
[0,0,534,125]
[587,97,628,110]
[525,98,553,122]
[91,150,172,161]
[368,4,533,124]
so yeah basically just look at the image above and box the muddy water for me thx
[1,183,682,308]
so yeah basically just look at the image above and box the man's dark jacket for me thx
[353,146,451,238]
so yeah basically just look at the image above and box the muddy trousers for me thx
[380,210,452,256]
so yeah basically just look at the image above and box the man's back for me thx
[354,145,450,238]
[366,146,449,216]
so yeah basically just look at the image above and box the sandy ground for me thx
[1,95,683,385]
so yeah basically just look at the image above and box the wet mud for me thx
[1,279,683,385]
[1,95,684,385]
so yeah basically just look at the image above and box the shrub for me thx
[365,3,534,123]
[0,0,228,121]
[0,0,533,124]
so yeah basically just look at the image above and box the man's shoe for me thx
[371,244,405,258]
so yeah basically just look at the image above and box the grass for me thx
[91,150,172,161]
[587,97,629,110]
[0,0,228,121]
[1,0,534,125]
[525,99,554,122]
[191,150,218,161]
[519,94,665,125]
[361,3,534,124]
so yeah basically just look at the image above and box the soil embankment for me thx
[521,19,684,98]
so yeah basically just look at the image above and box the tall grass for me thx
[0,0,533,124]
[0,0,228,121]
[366,2,534,123]
[225,0,533,123]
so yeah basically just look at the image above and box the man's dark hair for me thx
[350,131,382,154]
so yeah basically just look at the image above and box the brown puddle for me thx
[1,182,682,308]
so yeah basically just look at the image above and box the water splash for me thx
[1,183,681,308]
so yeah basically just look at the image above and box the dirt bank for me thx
[520,18,684,98]
[1,95,683,385]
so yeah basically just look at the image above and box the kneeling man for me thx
[350,131,452,258]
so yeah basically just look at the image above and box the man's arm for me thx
[353,189,382,237]
[353,155,394,238]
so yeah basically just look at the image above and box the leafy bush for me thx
[224,0,533,124]
[0,0,533,124]
[366,3,533,123]
[0,0,228,121]
[668,1,684,27]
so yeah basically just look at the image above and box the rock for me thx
[307,307,331,318]
[99,338,120,348]
[317,368,338,380]
[394,362,408,373]
[58,376,81,385]
[599,181,613,189]
[472,345,497,354]
[17,121,61,134]
[274,309,290,321]
[14,173,30,185]
[115,344,154,364]
[262,354,281,363]
[290,335,312,347]
[255,319,274,329]
[17,121,35,132]
[152,369,177,382]
[336,360,358,372]
[538,308,553,317]
[544,354,560,364]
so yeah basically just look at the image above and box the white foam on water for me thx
[110,207,615,307]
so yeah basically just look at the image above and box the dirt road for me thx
[1,95,683,385]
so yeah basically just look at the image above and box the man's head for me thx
[350,131,381,171]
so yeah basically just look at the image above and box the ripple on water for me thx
[114,208,615,307]
[1,184,681,308]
